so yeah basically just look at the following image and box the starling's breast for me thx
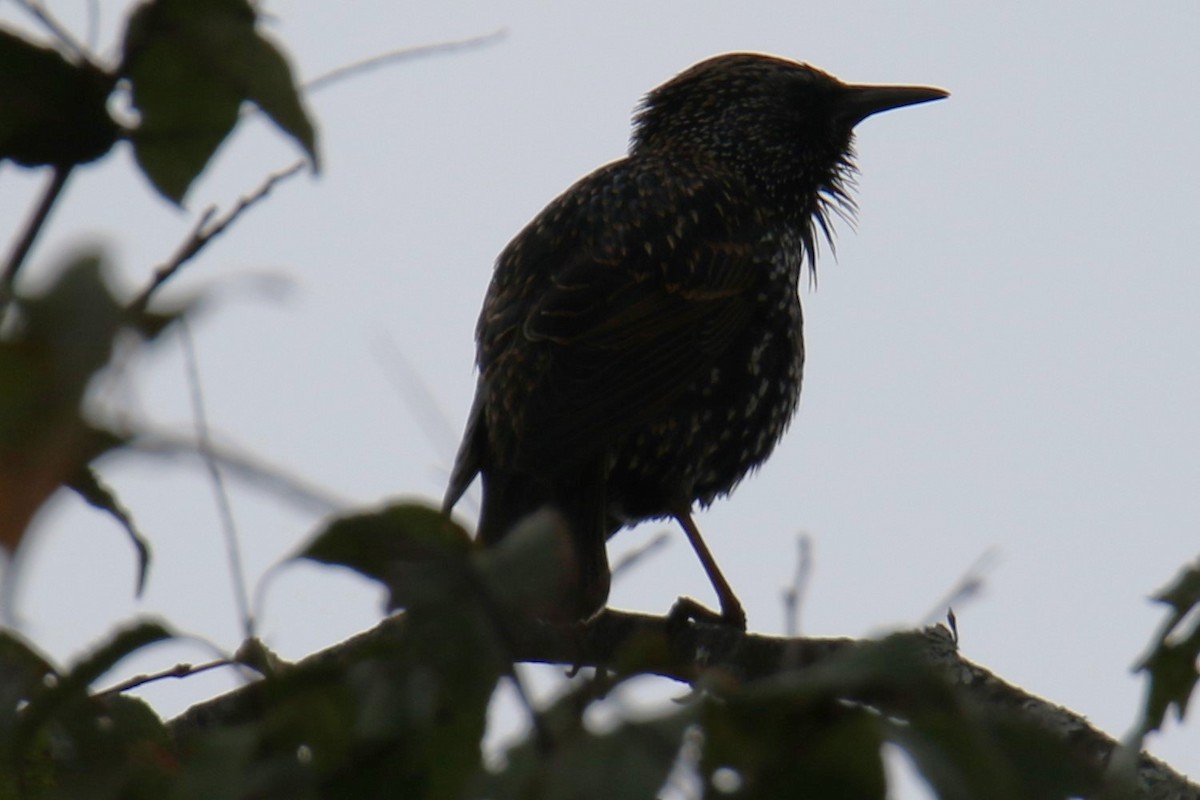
[606,228,807,522]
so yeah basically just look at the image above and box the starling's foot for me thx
[668,595,747,630]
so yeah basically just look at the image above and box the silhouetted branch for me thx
[301,30,507,95]
[12,0,94,64]
[129,429,349,515]
[611,531,671,579]
[127,160,306,316]
[1,165,72,315]
[162,610,1199,799]
[178,322,254,640]
[781,533,812,636]
[97,657,235,698]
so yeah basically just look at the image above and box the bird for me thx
[443,53,946,628]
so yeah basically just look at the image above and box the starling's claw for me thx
[668,596,747,630]
[722,599,748,630]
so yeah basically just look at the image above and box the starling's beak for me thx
[836,83,949,126]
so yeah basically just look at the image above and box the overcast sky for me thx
[2,1,1198,792]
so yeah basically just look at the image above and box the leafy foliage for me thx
[1,492,1116,799]
[0,252,167,581]
[0,30,118,167]
[121,0,318,203]
[693,633,1100,800]
[1137,560,1200,733]
[301,503,581,620]
[478,678,699,800]
[297,504,511,796]
[1,0,318,575]
[1,0,317,203]
[0,624,175,800]
[300,503,475,601]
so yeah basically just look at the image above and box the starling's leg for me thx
[671,508,747,629]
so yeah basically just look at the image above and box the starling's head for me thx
[632,53,946,232]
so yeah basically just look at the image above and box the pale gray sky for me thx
[2,0,1198,790]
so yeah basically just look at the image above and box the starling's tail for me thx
[443,392,486,516]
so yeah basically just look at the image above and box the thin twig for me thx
[781,533,813,638]
[611,531,671,579]
[12,0,95,65]
[96,657,235,698]
[1,164,72,316]
[179,321,255,640]
[127,160,307,316]
[130,428,350,515]
[301,29,507,95]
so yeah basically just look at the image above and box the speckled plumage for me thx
[444,53,946,626]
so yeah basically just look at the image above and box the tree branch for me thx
[126,160,306,317]
[128,428,349,515]
[1,164,72,315]
[163,610,1199,799]
[12,0,95,65]
[300,30,507,96]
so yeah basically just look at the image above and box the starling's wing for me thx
[509,227,766,468]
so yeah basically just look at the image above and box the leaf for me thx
[851,638,1100,800]
[69,466,152,596]
[169,725,263,800]
[0,629,56,743]
[44,693,177,800]
[701,660,888,799]
[693,634,1098,800]
[0,252,129,555]
[191,578,506,797]
[0,627,59,795]
[301,502,473,573]
[471,509,580,619]
[0,648,177,800]
[120,3,241,204]
[339,648,498,799]
[705,696,886,799]
[0,249,179,577]
[1152,559,1200,617]
[1135,560,1200,733]
[482,683,697,800]
[230,28,319,170]
[120,0,318,204]
[0,29,118,167]
[299,502,523,796]
[302,501,585,624]
[0,424,117,554]
[890,701,1102,800]
[1138,626,1200,733]
[298,501,473,611]
[13,621,172,759]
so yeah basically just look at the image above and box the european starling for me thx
[444,53,946,628]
